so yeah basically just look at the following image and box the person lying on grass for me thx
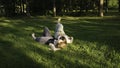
[32,18,73,51]
[32,27,67,51]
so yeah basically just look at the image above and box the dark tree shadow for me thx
[0,38,49,68]
[0,23,50,68]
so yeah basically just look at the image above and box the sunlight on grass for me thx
[0,23,13,27]
[0,16,120,68]
[24,49,54,67]
[24,26,36,31]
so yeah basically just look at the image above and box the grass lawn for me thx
[0,16,120,68]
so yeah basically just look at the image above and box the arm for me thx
[49,43,61,51]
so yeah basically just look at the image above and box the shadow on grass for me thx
[23,42,91,68]
[0,19,90,68]
[0,16,120,68]
[0,23,53,68]
[63,16,120,52]
[0,39,47,68]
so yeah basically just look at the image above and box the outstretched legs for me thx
[42,27,52,37]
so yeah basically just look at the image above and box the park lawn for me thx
[0,16,120,68]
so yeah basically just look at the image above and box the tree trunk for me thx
[53,0,56,17]
[69,0,72,12]
[4,0,15,17]
[26,0,31,17]
[22,0,25,14]
[20,0,23,14]
[118,0,120,12]
[86,1,88,12]
[105,0,108,13]
[99,0,104,17]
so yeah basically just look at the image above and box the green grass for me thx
[0,16,120,68]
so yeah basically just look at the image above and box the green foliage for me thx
[108,0,119,9]
[0,16,120,68]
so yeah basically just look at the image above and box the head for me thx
[56,36,67,48]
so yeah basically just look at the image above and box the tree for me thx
[118,0,120,12]
[105,0,108,13]
[99,0,104,17]
[26,0,31,16]
[53,0,56,17]
[3,0,16,17]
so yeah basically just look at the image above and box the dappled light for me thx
[0,0,120,67]
[0,16,120,68]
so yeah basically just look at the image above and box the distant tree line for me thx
[0,0,119,17]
